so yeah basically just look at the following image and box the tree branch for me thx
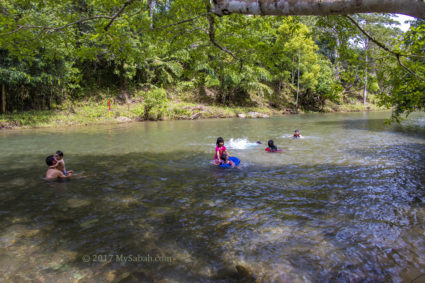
[212,0,425,20]
[206,2,238,60]
[104,0,135,31]
[396,55,425,83]
[2,15,114,36]
[1,16,109,36]
[1,1,136,36]
[346,15,425,83]
[345,15,397,55]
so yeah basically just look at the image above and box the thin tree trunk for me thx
[291,58,295,84]
[291,68,295,85]
[149,0,155,28]
[296,49,300,109]
[363,54,368,105]
[1,84,5,114]
[333,29,341,80]
[363,38,369,105]
[212,0,425,20]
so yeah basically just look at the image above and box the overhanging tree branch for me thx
[212,0,425,20]
[206,2,238,60]
[346,15,425,83]
[396,55,425,83]
[104,0,135,31]
[345,15,397,55]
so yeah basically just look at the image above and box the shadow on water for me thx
[0,148,425,282]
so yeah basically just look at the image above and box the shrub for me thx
[136,87,168,120]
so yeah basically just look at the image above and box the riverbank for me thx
[0,100,385,130]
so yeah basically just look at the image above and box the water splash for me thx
[227,138,261,149]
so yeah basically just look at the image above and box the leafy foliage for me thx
[0,0,423,119]
[377,20,425,121]
[136,87,168,120]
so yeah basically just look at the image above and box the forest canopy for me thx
[0,0,424,120]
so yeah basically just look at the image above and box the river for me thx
[0,111,424,282]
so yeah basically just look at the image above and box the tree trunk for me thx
[149,0,155,28]
[296,49,300,109]
[212,0,425,20]
[333,29,341,80]
[120,62,127,92]
[363,54,368,105]
[291,57,295,84]
[363,38,369,105]
[1,84,5,114]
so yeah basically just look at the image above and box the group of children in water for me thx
[214,129,303,167]
[45,130,303,178]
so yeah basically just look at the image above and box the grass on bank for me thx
[0,89,386,129]
[0,100,278,129]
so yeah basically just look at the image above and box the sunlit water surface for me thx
[1,111,425,282]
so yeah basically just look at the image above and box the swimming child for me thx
[45,155,72,179]
[266,140,278,152]
[290,129,304,139]
[54,150,72,175]
[220,153,234,167]
[215,137,230,165]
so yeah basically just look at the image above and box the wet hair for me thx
[220,153,228,161]
[294,129,299,133]
[46,155,56,166]
[216,137,224,146]
[256,141,262,144]
[56,150,64,157]
[268,140,277,151]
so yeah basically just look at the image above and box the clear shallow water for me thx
[0,111,425,282]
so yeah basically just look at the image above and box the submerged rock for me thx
[119,197,139,208]
[66,199,91,208]
[147,207,173,218]
[117,271,153,282]
[0,224,40,248]
[79,218,99,229]
[213,264,256,282]
[236,265,257,282]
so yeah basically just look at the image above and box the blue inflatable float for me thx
[218,156,240,168]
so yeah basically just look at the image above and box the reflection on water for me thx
[0,111,425,282]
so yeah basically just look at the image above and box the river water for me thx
[0,111,424,282]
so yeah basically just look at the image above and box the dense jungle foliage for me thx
[0,0,424,119]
